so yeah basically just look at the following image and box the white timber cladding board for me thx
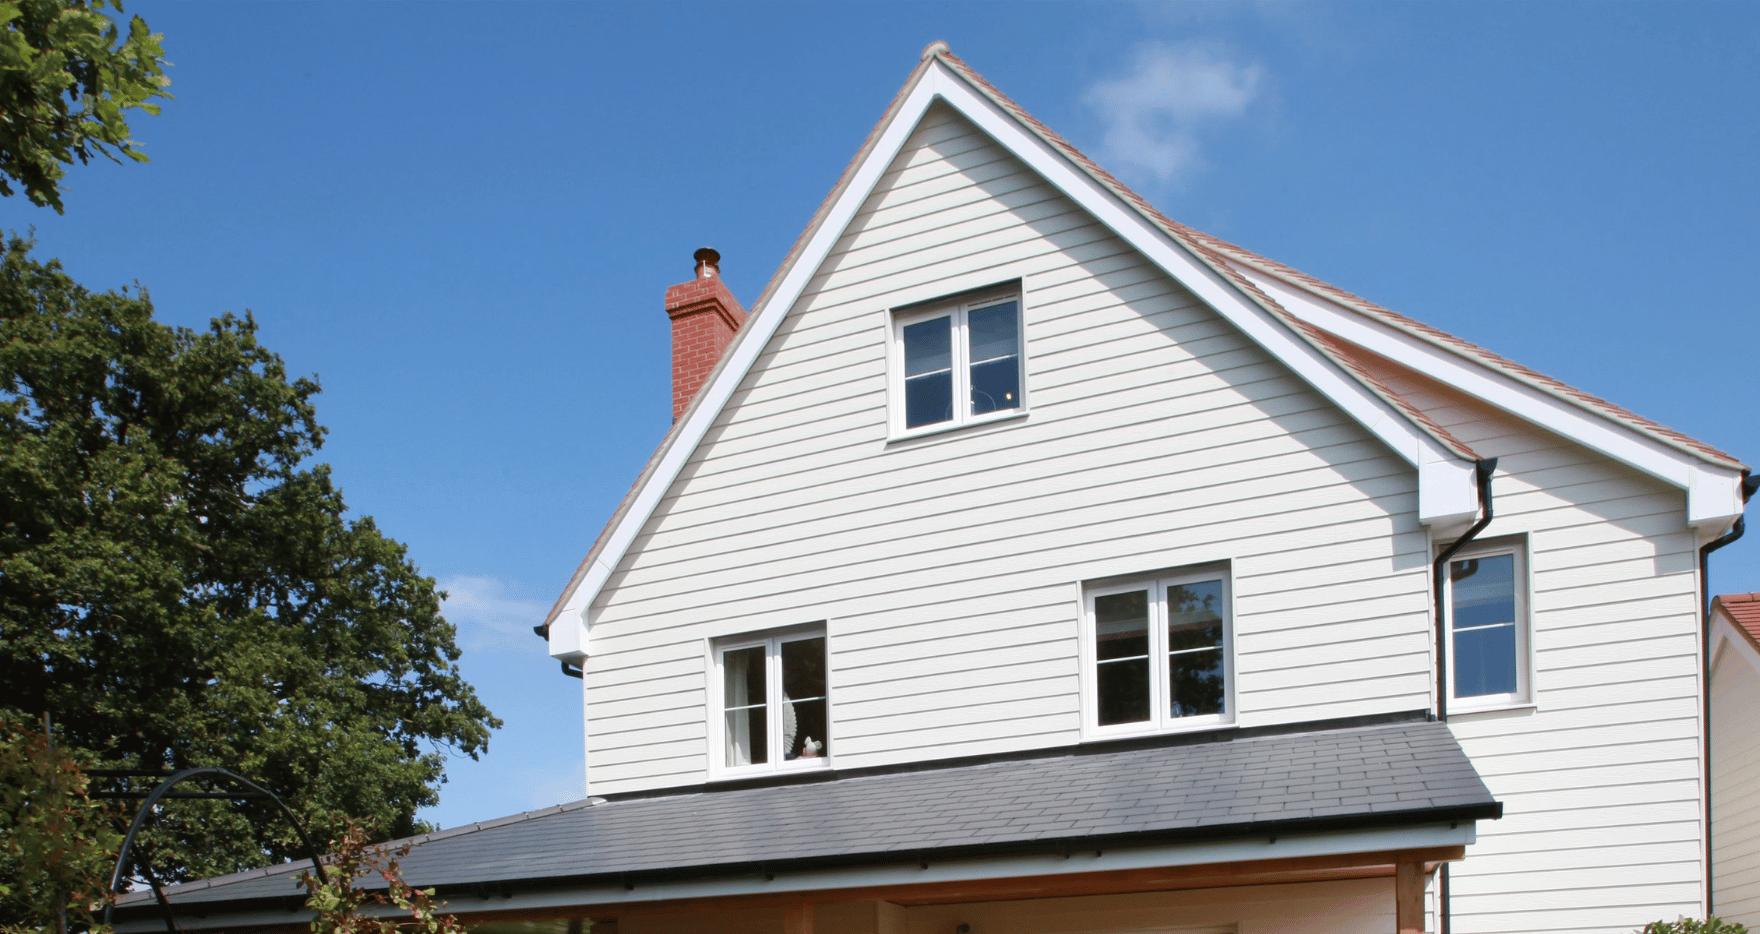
[1364,355,1709,929]
[1713,636,1760,925]
[1240,266,1746,531]
[548,58,1484,657]
[583,106,1446,792]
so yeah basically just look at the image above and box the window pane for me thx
[723,646,767,767]
[1166,580,1225,718]
[1098,657,1150,726]
[1095,591,1149,660]
[969,357,1020,415]
[786,697,828,760]
[1095,589,1150,726]
[780,637,827,760]
[967,302,1019,362]
[903,317,952,376]
[1455,623,1518,697]
[724,646,765,707]
[1452,554,1516,629]
[905,372,953,428]
[1168,647,1225,717]
[781,637,826,699]
[725,706,768,767]
[1166,580,1224,651]
[1451,554,1518,698]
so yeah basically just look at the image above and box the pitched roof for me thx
[542,45,1743,634]
[1714,592,1760,653]
[123,717,1498,916]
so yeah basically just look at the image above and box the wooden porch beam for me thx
[1395,860,1425,934]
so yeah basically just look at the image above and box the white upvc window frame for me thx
[1442,537,1532,712]
[887,286,1027,439]
[1079,566,1235,740]
[707,625,830,780]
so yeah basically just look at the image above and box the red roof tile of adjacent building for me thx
[1714,593,1760,653]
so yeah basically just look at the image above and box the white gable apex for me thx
[548,54,1488,660]
[549,50,1741,660]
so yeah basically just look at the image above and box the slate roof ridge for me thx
[928,48,1741,473]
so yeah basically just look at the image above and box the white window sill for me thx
[708,757,832,783]
[888,408,1029,445]
[1081,717,1236,744]
[1448,701,1537,718]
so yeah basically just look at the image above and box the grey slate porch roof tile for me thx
[131,717,1497,910]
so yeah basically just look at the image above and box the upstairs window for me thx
[1445,541,1530,708]
[1083,568,1233,736]
[891,289,1024,436]
[713,629,829,775]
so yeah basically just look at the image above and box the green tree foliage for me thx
[0,0,169,213]
[0,237,500,883]
[1638,920,1750,933]
[301,822,466,934]
[0,715,119,934]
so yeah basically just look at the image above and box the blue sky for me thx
[15,1,1758,830]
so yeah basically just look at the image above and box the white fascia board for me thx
[550,65,943,661]
[553,61,1482,660]
[122,822,1476,932]
[1712,614,1760,680]
[1243,267,1746,532]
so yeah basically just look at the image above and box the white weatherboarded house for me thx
[121,44,1752,934]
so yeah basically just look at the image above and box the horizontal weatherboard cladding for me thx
[584,101,1433,792]
[1359,346,1706,931]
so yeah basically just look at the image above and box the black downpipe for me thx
[1431,457,1498,934]
[1700,471,1755,916]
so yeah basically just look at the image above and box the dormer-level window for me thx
[890,289,1024,436]
[1081,568,1234,738]
[1445,540,1530,709]
[712,628,829,776]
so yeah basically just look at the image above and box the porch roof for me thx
[126,713,1497,917]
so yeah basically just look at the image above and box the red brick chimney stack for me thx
[663,247,748,422]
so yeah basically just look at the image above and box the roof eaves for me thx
[1192,230,1746,472]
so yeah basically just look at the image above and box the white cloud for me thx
[440,575,551,654]
[1082,43,1264,186]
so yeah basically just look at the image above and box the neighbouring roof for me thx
[123,717,1497,916]
[543,45,1743,631]
[1715,592,1760,652]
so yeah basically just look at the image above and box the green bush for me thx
[1638,919,1749,934]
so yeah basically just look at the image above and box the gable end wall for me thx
[581,103,1433,792]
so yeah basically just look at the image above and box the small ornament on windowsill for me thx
[799,737,822,758]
